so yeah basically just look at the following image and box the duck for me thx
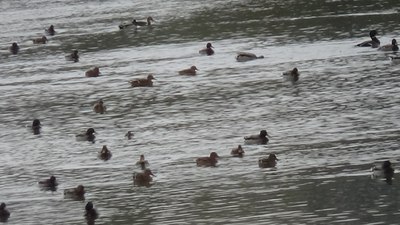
[258,153,278,168]
[378,39,399,51]
[93,99,106,114]
[136,154,150,170]
[125,131,134,140]
[356,30,380,48]
[9,42,19,54]
[199,42,214,56]
[98,145,112,161]
[236,52,264,62]
[179,66,198,76]
[231,145,244,157]
[0,203,10,222]
[244,130,270,145]
[133,169,154,186]
[32,119,41,135]
[371,160,395,183]
[76,128,96,142]
[129,74,156,87]
[45,25,55,36]
[282,67,300,83]
[196,152,219,167]
[84,202,99,222]
[64,185,85,200]
[85,67,100,77]
[39,175,58,189]
[133,16,155,26]
[65,50,79,62]
[32,36,48,44]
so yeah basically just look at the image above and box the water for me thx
[1,0,400,224]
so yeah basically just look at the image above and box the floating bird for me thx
[199,42,214,56]
[136,154,150,170]
[129,74,156,87]
[31,119,41,135]
[244,130,270,145]
[282,67,300,83]
[371,160,395,184]
[0,203,10,222]
[378,39,399,51]
[9,42,19,54]
[65,50,79,62]
[133,169,154,186]
[76,128,96,143]
[356,30,380,48]
[179,66,198,76]
[93,99,106,114]
[32,36,48,44]
[85,67,100,77]
[258,153,278,168]
[119,16,154,29]
[125,131,134,140]
[45,25,55,36]
[64,185,85,200]
[231,145,245,157]
[98,145,112,161]
[196,152,219,167]
[236,52,264,62]
[84,202,99,223]
[39,175,58,191]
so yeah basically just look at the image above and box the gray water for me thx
[1,0,400,224]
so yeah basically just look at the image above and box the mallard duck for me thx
[45,25,55,36]
[64,185,85,199]
[93,99,106,114]
[0,203,10,222]
[282,67,300,83]
[199,43,214,56]
[371,160,394,184]
[125,131,134,140]
[378,39,398,51]
[98,145,112,161]
[31,119,41,135]
[231,145,244,157]
[39,175,58,188]
[133,169,154,186]
[244,130,270,145]
[136,154,149,170]
[258,154,278,168]
[65,50,79,62]
[9,42,19,54]
[236,52,264,62]
[76,128,96,142]
[85,67,100,77]
[129,74,156,87]
[84,202,99,222]
[196,152,219,167]
[32,36,48,44]
[356,30,380,48]
[179,66,198,76]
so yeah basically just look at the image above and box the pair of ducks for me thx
[199,42,264,62]
[197,150,278,168]
[357,30,398,51]
[119,16,155,29]
[33,25,55,43]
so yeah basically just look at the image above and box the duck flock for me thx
[2,17,399,224]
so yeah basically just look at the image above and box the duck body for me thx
[371,160,394,183]
[258,154,278,168]
[76,128,96,142]
[39,176,58,190]
[378,39,398,51]
[65,50,79,62]
[244,130,270,145]
[199,43,214,55]
[32,119,41,135]
[85,67,100,77]
[9,42,19,54]
[356,30,380,48]
[282,67,300,83]
[236,52,264,62]
[196,152,219,167]
[129,74,156,87]
[179,66,198,76]
[133,169,154,186]
[85,202,99,222]
[93,100,106,114]
[231,145,244,157]
[64,185,85,200]
[33,36,48,44]
[99,145,112,161]
[0,203,10,222]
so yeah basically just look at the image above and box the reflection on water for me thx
[1,0,400,224]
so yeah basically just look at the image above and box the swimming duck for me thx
[9,42,19,54]
[129,74,156,87]
[258,153,278,168]
[236,52,264,62]
[64,185,85,200]
[196,152,219,167]
[356,30,380,48]
[0,203,10,222]
[98,145,112,161]
[32,36,48,44]
[45,25,55,36]
[136,154,150,170]
[85,67,100,77]
[93,99,106,114]
[371,160,394,184]
[39,175,58,189]
[65,50,79,62]
[179,66,198,76]
[133,169,154,186]
[125,131,134,140]
[133,16,155,26]
[84,202,99,222]
[199,43,214,56]
[231,145,244,157]
[244,130,270,145]
[282,67,300,83]
[378,39,399,51]
[32,119,41,135]
[76,128,96,142]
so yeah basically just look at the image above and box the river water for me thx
[1,0,400,224]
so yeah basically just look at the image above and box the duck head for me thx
[144,169,154,176]
[12,42,19,48]
[86,128,95,135]
[32,119,41,127]
[292,68,298,74]
[77,185,85,194]
[210,152,219,159]
[206,43,213,49]
[369,30,378,37]
[0,203,5,210]
[260,130,270,138]
[147,16,155,23]
[392,39,397,46]
[85,202,94,211]
[93,67,100,74]
[147,74,156,80]
[268,153,278,161]
[191,66,199,71]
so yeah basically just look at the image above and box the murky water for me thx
[1,0,400,224]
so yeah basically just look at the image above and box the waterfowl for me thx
[136,154,149,170]
[378,39,399,51]
[282,67,300,83]
[32,119,41,135]
[371,160,394,184]
[39,175,58,189]
[199,42,214,56]
[93,99,106,114]
[258,153,278,168]
[76,128,96,142]
[133,169,154,186]
[65,50,79,62]
[64,185,85,200]
[32,36,48,44]
[179,66,198,76]
[236,52,264,62]
[9,42,19,54]
[125,131,134,140]
[45,25,55,36]
[84,202,99,222]
[389,56,400,63]
[129,74,156,87]
[196,152,219,167]
[85,67,100,77]
[98,145,112,161]
[231,145,245,157]
[133,16,155,26]
[356,30,380,48]
[0,203,10,222]
[244,130,270,145]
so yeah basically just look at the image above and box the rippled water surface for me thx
[1,0,400,224]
